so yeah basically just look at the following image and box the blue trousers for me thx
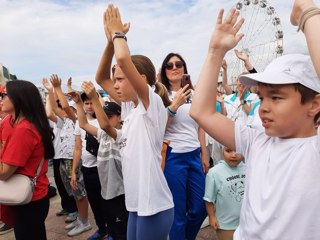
[164,148,207,240]
[127,208,174,240]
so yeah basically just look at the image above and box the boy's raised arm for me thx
[190,8,244,151]
[50,74,77,123]
[68,90,98,137]
[82,81,118,140]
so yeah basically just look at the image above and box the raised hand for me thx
[216,93,224,103]
[209,8,245,53]
[67,77,73,93]
[50,74,62,88]
[103,9,113,43]
[105,4,130,35]
[81,81,97,100]
[42,78,53,91]
[234,49,249,62]
[238,85,248,100]
[68,90,81,104]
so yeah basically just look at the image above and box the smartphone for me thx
[181,74,193,91]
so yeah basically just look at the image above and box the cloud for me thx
[0,0,314,89]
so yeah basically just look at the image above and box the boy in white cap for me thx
[190,8,320,240]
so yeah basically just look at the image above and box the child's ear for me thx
[309,93,320,118]
[141,74,148,84]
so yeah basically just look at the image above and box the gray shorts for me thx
[59,159,87,200]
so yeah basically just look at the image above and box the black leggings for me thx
[11,196,49,240]
[53,158,77,212]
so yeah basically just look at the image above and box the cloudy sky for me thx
[0,0,317,90]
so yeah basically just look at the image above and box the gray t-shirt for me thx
[97,128,124,200]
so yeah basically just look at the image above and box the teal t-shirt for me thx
[204,160,246,230]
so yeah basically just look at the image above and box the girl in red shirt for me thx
[0,80,54,240]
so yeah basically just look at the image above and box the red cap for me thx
[0,85,6,93]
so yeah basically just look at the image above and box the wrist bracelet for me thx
[167,107,176,117]
[298,7,320,32]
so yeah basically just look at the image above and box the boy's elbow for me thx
[95,76,103,84]
[189,108,200,123]
[100,122,110,131]
[79,122,85,129]
[190,107,216,126]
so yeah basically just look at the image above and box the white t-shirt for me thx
[74,118,99,168]
[164,91,200,153]
[246,102,264,131]
[234,123,320,240]
[52,119,62,159]
[120,86,174,216]
[224,92,258,126]
[54,117,75,159]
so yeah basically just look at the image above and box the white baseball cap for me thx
[239,54,320,93]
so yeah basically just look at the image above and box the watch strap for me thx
[112,32,127,42]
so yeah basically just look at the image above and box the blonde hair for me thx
[154,82,172,107]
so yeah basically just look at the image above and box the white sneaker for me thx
[67,220,92,237]
[65,218,79,230]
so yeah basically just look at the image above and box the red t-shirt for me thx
[0,115,13,154]
[0,115,14,224]
[1,119,48,201]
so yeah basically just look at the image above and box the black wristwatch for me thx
[112,32,127,42]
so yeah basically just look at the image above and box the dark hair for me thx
[293,83,320,123]
[131,55,156,86]
[81,91,100,102]
[160,53,188,91]
[81,92,90,102]
[6,80,54,159]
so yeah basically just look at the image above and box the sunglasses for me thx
[165,61,184,70]
[0,92,8,98]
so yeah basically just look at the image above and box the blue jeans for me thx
[164,148,207,240]
[127,208,174,240]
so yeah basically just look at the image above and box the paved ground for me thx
[1,165,217,240]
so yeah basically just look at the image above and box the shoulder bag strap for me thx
[31,157,45,186]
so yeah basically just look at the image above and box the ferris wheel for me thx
[223,0,284,85]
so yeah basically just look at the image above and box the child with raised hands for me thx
[43,76,90,237]
[190,8,320,240]
[96,4,174,240]
[69,81,127,240]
